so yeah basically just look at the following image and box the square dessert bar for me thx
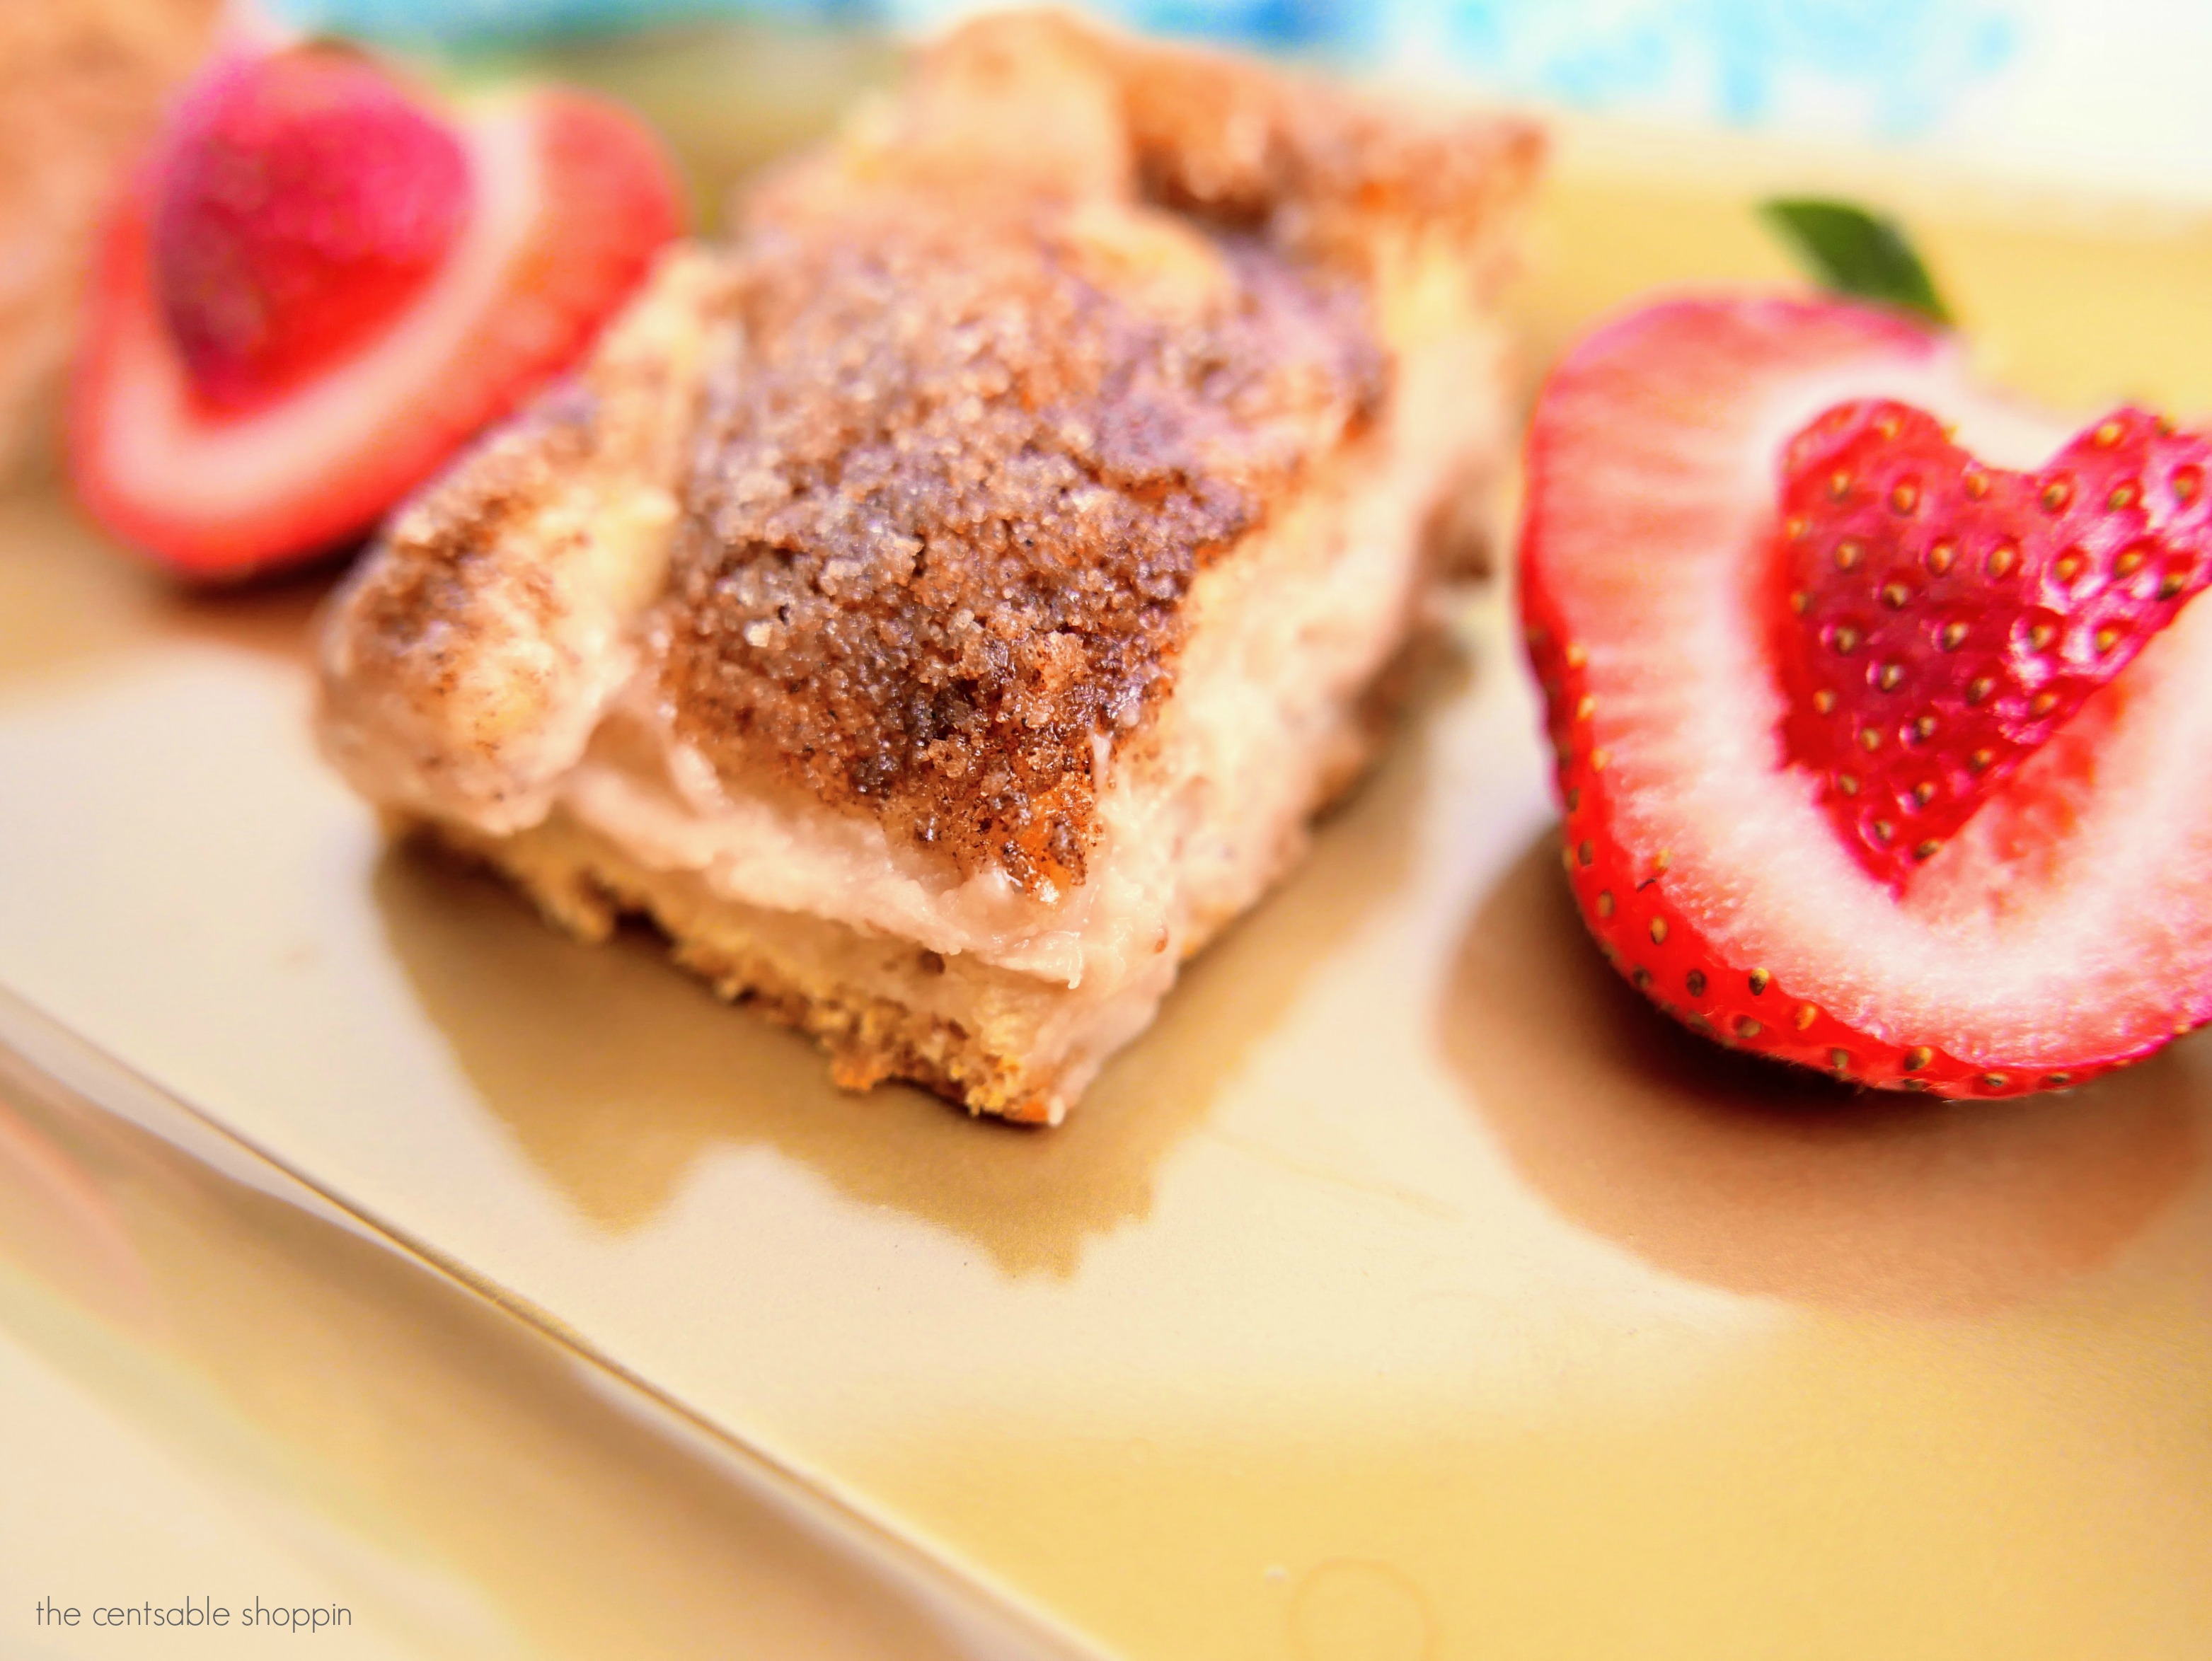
[316,11,1543,1122]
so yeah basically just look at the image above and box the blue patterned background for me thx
[275,0,2017,140]
[1423,0,2015,136]
[266,0,2212,197]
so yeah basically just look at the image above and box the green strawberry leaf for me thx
[1760,197,1954,327]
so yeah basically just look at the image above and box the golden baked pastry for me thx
[317,11,1543,1122]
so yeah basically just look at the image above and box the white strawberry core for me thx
[1538,299,2212,1065]
[85,98,541,526]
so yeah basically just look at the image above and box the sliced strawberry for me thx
[1520,296,2212,1096]
[1774,400,2212,886]
[69,50,683,579]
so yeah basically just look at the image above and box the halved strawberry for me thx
[1520,296,2212,1096]
[69,46,683,579]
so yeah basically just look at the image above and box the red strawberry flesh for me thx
[1774,400,2212,887]
[151,49,471,414]
[1518,295,2212,1096]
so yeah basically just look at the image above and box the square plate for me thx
[4,42,2211,1657]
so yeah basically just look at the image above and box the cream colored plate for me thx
[0,991,1090,1660]
[3,49,2211,1658]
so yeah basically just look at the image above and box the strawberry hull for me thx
[1516,294,2212,1097]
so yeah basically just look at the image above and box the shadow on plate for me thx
[0,487,335,693]
[373,665,1449,1278]
[1439,831,2208,1317]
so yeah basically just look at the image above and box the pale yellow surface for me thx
[4,86,2212,1661]
[0,1300,454,1661]
[0,999,1086,1660]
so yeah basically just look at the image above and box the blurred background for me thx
[261,0,2212,202]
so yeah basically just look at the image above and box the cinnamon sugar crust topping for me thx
[663,200,1380,895]
[658,13,1538,895]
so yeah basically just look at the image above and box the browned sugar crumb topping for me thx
[345,383,601,692]
[649,11,1540,896]
[661,197,1382,895]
